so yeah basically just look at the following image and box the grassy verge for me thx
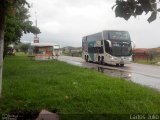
[134,60,156,65]
[1,56,160,117]
[134,57,160,66]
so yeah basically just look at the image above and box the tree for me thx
[15,43,30,54]
[0,0,8,97]
[3,3,40,57]
[113,0,160,23]
[0,0,40,96]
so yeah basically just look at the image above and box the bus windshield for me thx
[109,31,130,40]
[111,42,132,56]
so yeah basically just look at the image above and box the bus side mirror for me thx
[106,40,112,47]
[104,40,112,53]
[131,41,135,50]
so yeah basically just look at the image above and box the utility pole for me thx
[34,11,39,43]
[35,11,37,38]
[31,1,39,43]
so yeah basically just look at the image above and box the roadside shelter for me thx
[28,42,54,60]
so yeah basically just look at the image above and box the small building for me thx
[28,42,60,60]
[53,44,60,56]
[132,48,149,61]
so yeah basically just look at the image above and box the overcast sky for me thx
[21,0,160,48]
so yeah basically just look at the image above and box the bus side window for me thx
[99,47,103,53]
[88,47,94,53]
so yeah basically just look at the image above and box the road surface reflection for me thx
[96,66,160,91]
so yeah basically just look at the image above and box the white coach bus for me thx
[82,30,133,66]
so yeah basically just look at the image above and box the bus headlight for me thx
[128,57,132,61]
[111,57,114,60]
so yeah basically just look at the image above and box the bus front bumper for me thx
[110,56,132,64]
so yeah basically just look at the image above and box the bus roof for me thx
[83,30,128,37]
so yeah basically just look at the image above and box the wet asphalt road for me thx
[58,56,160,91]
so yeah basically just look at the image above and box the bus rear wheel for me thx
[116,64,119,67]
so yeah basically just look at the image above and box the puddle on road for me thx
[96,67,160,91]
[97,67,132,80]
[59,59,83,66]
[59,59,160,91]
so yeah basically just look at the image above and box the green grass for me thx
[134,57,160,65]
[134,60,156,65]
[1,56,160,116]
[15,52,27,56]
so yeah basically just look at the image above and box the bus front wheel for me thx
[98,56,101,64]
[120,64,124,67]
[85,55,89,62]
[101,57,104,65]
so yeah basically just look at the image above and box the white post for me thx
[0,0,5,97]
[0,30,4,97]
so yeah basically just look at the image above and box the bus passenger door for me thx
[94,40,101,62]
[88,42,95,61]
